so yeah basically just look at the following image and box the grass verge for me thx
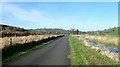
[69,35,118,65]
[2,36,63,64]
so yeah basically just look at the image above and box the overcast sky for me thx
[1,2,118,31]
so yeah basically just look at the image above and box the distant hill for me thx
[0,24,27,32]
[0,24,29,37]
[99,27,119,36]
[29,28,68,34]
[0,24,68,37]
[84,27,119,36]
[1,24,119,37]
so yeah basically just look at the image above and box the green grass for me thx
[100,27,119,36]
[88,27,119,37]
[69,35,118,65]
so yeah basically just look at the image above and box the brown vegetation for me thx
[0,34,63,49]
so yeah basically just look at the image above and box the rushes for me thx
[1,34,62,49]
[84,35,118,48]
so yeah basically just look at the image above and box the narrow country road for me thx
[5,35,70,65]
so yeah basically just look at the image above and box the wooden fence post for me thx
[10,37,12,46]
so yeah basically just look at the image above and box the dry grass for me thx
[0,34,62,49]
[83,35,118,48]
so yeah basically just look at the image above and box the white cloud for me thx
[3,3,57,24]
[2,2,76,29]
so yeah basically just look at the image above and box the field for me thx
[0,34,62,49]
[69,35,119,65]
[81,35,119,48]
